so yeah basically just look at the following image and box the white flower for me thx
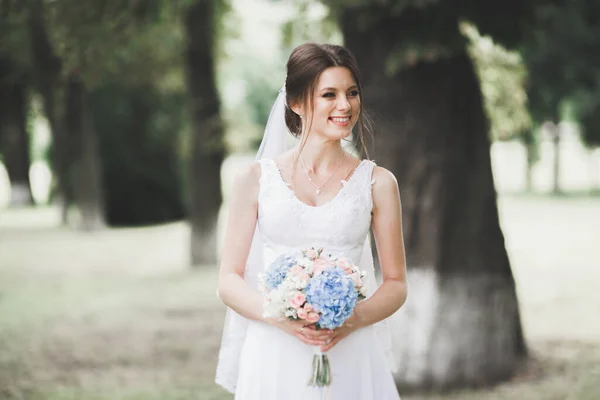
[284,308,298,318]
[359,285,368,297]
[298,257,313,268]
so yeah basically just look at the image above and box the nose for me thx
[336,95,351,112]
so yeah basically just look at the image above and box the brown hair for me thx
[284,43,372,159]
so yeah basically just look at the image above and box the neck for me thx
[296,136,345,173]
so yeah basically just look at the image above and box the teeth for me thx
[331,117,350,123]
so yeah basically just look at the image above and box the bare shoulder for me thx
[371,165,401,210]
[231,161,262,202]
[372,165,399,192]
[235,160,262,182]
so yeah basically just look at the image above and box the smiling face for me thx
[294,66,361,141]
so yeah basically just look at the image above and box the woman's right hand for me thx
[267,318,334,347]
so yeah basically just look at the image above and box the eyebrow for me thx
[319,85,358,92]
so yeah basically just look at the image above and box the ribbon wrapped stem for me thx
[308,348,331,387]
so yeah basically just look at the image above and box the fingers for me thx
[319,326,352,352]
[288,321,332,339]
[320,333,343,352]
[294,325,328,346]
[290,323,333,346]
[282,320,338,346]
[302,326,334,339]
[295,332,327,346]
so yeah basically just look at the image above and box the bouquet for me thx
[259,247,367,387]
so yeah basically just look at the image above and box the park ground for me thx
[1,194,599,399]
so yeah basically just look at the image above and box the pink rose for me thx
[288,291,306,309]
[313,258,332,275]
[306,249,319,260]
[290,265,310,284]
[305,312,320,324]
[298,303,314,320]
[336,258,354,274]
[349,272,362,287]
[297,307,308,319]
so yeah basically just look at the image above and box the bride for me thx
[215,43,407,399]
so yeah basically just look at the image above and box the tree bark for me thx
[184,0,225,266]
[65,75,105,230]
[0,57,34,206]
[342,13,526,390]
[28,1,72,222]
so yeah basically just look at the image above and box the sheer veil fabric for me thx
[215,87,396,394]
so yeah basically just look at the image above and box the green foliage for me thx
[218,52,283,153]
[280,0,342,48]
[0,2,30,70]
[39,0,186,89]
[326,0,535,57]
[521,0,600,146]
[464,24,532,141]
[90,82,186,226]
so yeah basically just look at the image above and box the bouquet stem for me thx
[308,348,331,387]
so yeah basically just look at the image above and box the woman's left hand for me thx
[320,311,364,352]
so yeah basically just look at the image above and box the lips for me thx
[329,116,351,123]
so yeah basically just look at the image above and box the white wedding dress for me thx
[225,158,400,400]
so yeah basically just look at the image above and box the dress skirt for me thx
[234,321,401,400]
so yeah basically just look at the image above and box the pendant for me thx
[316,189,320,195]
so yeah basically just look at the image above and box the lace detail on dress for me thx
[257,159,376,263]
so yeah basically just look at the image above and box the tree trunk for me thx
[525,145,534,193]
[342,14,526,390]
[65,75,105,230]
[28,0,72,222]
[551,124,561,195]
[184,0,225,266]
[0,58,34,206]
[521,129,536,192]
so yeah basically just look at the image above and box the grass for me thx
[0,195,599,399]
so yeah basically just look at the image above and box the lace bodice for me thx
[257,159,376,271]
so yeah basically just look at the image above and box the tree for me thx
[523,0,600,143]
[23,0,186,228]
[185,0,226,266]
[521,0,600,193]
[26,0,102,227]
[0,0,35,206]
[321,0,531,390]
[90,82,187,227]
[464,23,537,191]
[0,56,34,206]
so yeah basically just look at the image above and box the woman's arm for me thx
[355,166,408,325]
[321,166,407,351]
[217,161,264,321]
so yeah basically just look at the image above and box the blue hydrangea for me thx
[305,267,358,330]
[263,253,298,290]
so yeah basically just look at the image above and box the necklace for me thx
[299,151,347,195]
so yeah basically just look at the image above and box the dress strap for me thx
[345,160,375,208]
[258,159,277,185]
[363,160,377,210]
[338,159,377,211]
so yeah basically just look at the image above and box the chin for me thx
[322,130,352,141]
[325,125,355,140]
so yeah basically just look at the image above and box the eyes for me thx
[322,90,360,99]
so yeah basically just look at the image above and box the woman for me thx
[216,43,407,399]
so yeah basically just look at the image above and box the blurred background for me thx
[0,0,599,399]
